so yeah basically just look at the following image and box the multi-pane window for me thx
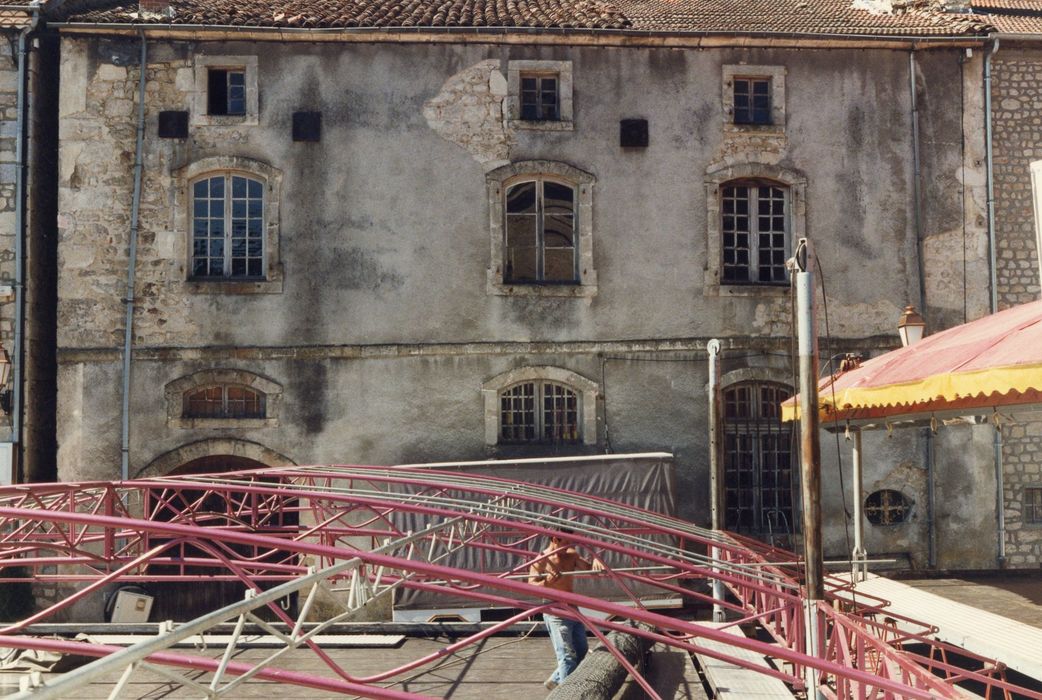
[499,381,579,444]
[724,382,794,538]
[1024,488,1042,524]
[722,181,789,285]
[207,68,246,116]
[505,178,577,283]
[192,174,264,279]
[520,74,559,121]
[733,78,772,125]
[864,490,911,525]
[184,385,265,419]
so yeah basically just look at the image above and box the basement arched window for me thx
[183,384,265,420]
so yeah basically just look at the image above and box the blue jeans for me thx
[543,613,589,684]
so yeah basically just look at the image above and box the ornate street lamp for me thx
[897,305,926,347]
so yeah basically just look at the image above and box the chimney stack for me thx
[138,0,172,16]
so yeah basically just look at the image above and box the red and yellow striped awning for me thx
[781,300,1042,424]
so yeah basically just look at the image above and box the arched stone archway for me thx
[135,439,296,479]
[137,440,297,621]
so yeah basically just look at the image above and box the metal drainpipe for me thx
[984,39,1006,567]
[12,7,39,482]
[909,51,937,569]
[120,34,147,482]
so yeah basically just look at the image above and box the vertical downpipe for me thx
[909,51,938,569]
[794,239,823,699]
[984,41,1006,567]
[11,16,33,481]
[707,339,726,622]
[120,34,147,482]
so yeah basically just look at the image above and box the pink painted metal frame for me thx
[0,465,1038,700]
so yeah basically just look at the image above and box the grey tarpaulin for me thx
[390,453,678,613]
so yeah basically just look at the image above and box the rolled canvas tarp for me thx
[389,453,678,612]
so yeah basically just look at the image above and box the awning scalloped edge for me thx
[780,364,1042,422]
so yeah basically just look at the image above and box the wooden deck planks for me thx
[691,623,794,699]
[853,573,1042,682]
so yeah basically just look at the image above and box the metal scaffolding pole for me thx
[851,428,866,582]
[707,338,726,622]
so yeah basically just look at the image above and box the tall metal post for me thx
[794,239,824,698]
[851,428,866,581]
[707,339,726,622]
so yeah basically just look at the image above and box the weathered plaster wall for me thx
[54,37,994,565]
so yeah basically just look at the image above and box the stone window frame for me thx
[506,60,574,131]
[173,156,284,294]
[486,160,596,298]
[192,54,259,127]
[704,162,806,298]
[722,64,786,134]
[720,376,796,538]
[481,366,599,447]
[165,369,282,429]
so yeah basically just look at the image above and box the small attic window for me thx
[192,55,258,127]
[208,68,246,116]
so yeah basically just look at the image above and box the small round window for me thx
[865,490,912,525]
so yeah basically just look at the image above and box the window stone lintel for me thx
[486,160,596,297]
[703,161,806,298]
[173,156,283,294]
[506,59,574,129]
[192,54,259,127]
[165,368,282,429]
[481,365,599,446]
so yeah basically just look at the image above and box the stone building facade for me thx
[0,6,60,488]
[46,14,1004,571]
[982,44,1042,566]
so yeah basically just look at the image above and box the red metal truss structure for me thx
[0,465,1039,699]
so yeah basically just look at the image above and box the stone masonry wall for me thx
[990,52,1042,567]
[990,54,1042,308]
[1001,419,1042,565]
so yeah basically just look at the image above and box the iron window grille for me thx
[520,74,559,121]
[733,77,772,125]
[207,68,246,116]
[1025,487,1042,524]
[505,178,577,284]
[183,384,265,419]
[864,489,912,525]
[191,173,265,279]
[499,381,580,444]
[724,382,795,538]
[721,180,789,285]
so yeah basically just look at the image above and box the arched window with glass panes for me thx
[191,172,265,279]
[498,381,580,444]
[504,178,577,284]
[724,381,795,540]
